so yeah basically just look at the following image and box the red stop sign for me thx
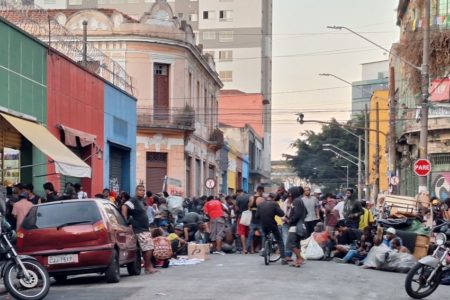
[413,159,432,176]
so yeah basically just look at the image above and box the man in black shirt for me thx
[235,189,250,253]
[256,193,288,264]
[122,185,157,274]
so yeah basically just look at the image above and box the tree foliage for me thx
[284,115,365,193]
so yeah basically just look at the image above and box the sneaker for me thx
[333,257,346,264]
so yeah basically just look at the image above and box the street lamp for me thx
[322,144,362,200]
[300,115,386,200]
[328,14,431,194]
[341,165,349,189]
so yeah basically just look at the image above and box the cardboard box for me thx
[413,235,430,260]
[188,243,210,260]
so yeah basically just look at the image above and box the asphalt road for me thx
[1,254,450,300]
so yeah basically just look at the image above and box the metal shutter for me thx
[109,148,123,191]
[146,152,167,193]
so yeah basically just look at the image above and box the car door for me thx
[102,203,129,264]
[108,204,138,262]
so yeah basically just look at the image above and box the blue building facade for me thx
[103,83,137,194]
[242,154,250,193]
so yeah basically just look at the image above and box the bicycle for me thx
[263,232,281,265]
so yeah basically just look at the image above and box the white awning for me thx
[0,113,91,178]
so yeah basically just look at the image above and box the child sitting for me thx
[152,228,173,268]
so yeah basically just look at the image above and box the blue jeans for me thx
[246,223,265,252]
[282,224,292,257]
[342,249,366,263]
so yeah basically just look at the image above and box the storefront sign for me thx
[428,103,450,119]
[163,176,183,196]
[429,78,450,102]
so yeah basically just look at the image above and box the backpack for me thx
[153,237,173,260]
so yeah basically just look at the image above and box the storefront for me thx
[46,51,104,196]
[103,84,137,194]
[0,112,91,188]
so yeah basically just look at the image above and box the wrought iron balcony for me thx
[137,105,195,131]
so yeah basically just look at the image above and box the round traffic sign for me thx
[413,159,432,177]
[390,176,400,186]
[205,178,216,189]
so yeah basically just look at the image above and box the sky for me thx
[271,0,400,160]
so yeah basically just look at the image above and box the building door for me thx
[109,147,123,193]
[154,64,169,121]
[146,152,167,193]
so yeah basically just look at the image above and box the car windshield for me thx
[22,201,102,230]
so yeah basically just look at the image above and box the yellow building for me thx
[369,90,389,194]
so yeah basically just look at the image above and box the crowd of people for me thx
[4,180,434,273]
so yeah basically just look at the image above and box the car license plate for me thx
[48,254,79,265]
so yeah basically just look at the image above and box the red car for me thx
[17,199,141,283]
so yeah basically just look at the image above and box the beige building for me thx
[50,2,223,196]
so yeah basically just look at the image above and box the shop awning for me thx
[58,124,97,147]
[0,113,91,178]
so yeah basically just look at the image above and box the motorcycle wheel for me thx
[4,258,50,300]
[405,263,442,299]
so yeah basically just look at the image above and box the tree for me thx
[284,114,365,194]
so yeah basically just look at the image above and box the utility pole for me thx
[82,20,88,67]
[364,104,370,201]
[374,102,380,201]
[418,0,430,193]
[388,66,397,194]
[358,136,362,200]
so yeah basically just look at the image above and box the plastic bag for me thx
[167,196,183,215]
[303,237,324,260]
[239,210,252,226]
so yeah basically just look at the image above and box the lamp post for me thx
[323,144,362,200]
[327,9,430,194]
[299,115,386,200]
[341,165,349,189]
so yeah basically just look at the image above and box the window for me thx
[219,31,234,42]
[219,70,232,82]
[22,202,102,230]
[189,13,198,22]
[44,0,56,4]
[219,50,233,61]
[154,64,169,75]
[219,10,233,21]
[178,13,184,19]
[203,10,215,20]
[68,0,82,5]
[202,31,216,40]
[439,0,449,16]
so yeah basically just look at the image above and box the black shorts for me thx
[287,232,302,251]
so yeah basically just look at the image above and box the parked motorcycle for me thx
[404,221,450,299]
[0,215,50,300]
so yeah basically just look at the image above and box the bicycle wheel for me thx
[264,239,271,265]
[269,239,281,262]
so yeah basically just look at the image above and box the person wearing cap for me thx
[168,223,187,257]
[12,192,34,229]
[383,227,403,249]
